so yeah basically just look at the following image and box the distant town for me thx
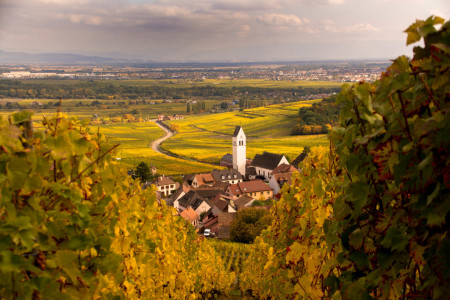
[0,60,389,82]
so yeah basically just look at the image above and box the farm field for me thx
[163,100,328,163]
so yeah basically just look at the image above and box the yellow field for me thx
[89,121,220,175]
[163,99,328,163]
[1,99,329,175]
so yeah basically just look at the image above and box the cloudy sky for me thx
[0,0,448,61]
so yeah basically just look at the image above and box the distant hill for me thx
[0,50,131,64]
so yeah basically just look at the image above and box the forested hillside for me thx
[0,16,448,299]
[291,94,339,135]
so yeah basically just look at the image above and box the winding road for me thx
[150,120,174,155]
[149,120,220,167]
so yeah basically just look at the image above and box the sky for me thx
[0,0,448,61]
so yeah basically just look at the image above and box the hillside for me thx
[162,100,328,165]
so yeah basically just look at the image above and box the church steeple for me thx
[232,126,246,176]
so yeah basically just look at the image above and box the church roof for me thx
[233,126,243,137]
[251,151,287,170]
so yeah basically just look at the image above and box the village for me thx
[136,126,308,239]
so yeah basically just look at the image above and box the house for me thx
[180,207,199,228]
[212,194,236,213]
[191,173,215,188]
[170,182,191,205]
[202,212,219,236]
[183,174,195,186]
[232,195,255,210]
[174,190,212,215]
[193,181,229,201]
[220,153,233,169]
[227,180,273,201]
[268,163,297,194]
[151,165,157,175]
[217,212,236,239]
[211,169,243,184]
[291,152,308,169]
[249,151,289,181]
[245,166,257,180]
[154,175,179,197]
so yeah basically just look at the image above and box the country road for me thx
[150,120,220,167]
[150,120,174,155]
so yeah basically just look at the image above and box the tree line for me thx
[0,79,339,101]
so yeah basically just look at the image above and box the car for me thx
[203,229,211,237]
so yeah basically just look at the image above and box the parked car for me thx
[204,229,211,237]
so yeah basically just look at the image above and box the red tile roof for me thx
[180,207,199,223]
[228,180,273,196]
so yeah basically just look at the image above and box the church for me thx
[223,126,290,181]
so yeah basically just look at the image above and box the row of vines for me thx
[239,16,449,299]
[0,16,448,299]
[0,109,234,299]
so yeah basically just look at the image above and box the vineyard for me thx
[162,99,328,164]
[0,16,448,299]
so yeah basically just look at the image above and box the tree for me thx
[134,161,151,182]
[187,103,191,113]
[230,208,272,243]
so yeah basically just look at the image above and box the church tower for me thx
[232,126,246,176]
